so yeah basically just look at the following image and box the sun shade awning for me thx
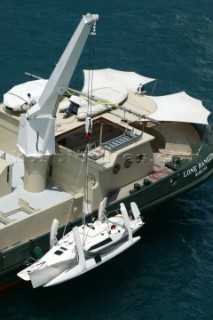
[148,92,210,125]
[82,68,155,105]
[82,69,209,125]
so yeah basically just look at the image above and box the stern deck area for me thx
[0,151,72,230]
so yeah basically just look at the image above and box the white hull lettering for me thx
[183,165,197,178]
[195,166,208,177]
[183,152,213,178]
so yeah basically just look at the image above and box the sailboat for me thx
[17,196,144,288]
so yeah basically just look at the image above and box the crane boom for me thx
[17,14,99,157]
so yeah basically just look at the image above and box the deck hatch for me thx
[101,131,142,152]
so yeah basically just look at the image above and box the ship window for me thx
[124,157,133,168]
[135,154,146,163]
[95,255,102,264]
[88,237,112,251]
[60,247,67,251]
[49,164,53,177]
[54,250,63,255]
[7,166,10,182]
[113,163,121,174]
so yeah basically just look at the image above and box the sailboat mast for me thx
[82,117,93,226]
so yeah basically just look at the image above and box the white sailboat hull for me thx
[30,260,74,288]
[18,257,77,288]
[44,236,141,287]
[17,201,144,288]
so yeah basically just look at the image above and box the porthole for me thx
[113,163,121,174]
[124,157,133,168]
[135,154,146,163]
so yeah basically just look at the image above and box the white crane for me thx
[17,14,99,157]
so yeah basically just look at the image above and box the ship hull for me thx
[1,143,213,291]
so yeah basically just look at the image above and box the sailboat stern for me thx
[29,262,71,288]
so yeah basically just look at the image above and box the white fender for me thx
[98,197,107,222]
[85,116,93,134]
[120,203,133,243]
[130,202,141,219]
[73,227,86,271]
[49,218,59,248]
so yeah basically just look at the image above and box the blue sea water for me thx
[0,0,213,319]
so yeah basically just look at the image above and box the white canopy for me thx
[3,79,47,111]
[148,92,210,125]
[82,69,210,125]
[82,68,155,105]
[3,69,210,125]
